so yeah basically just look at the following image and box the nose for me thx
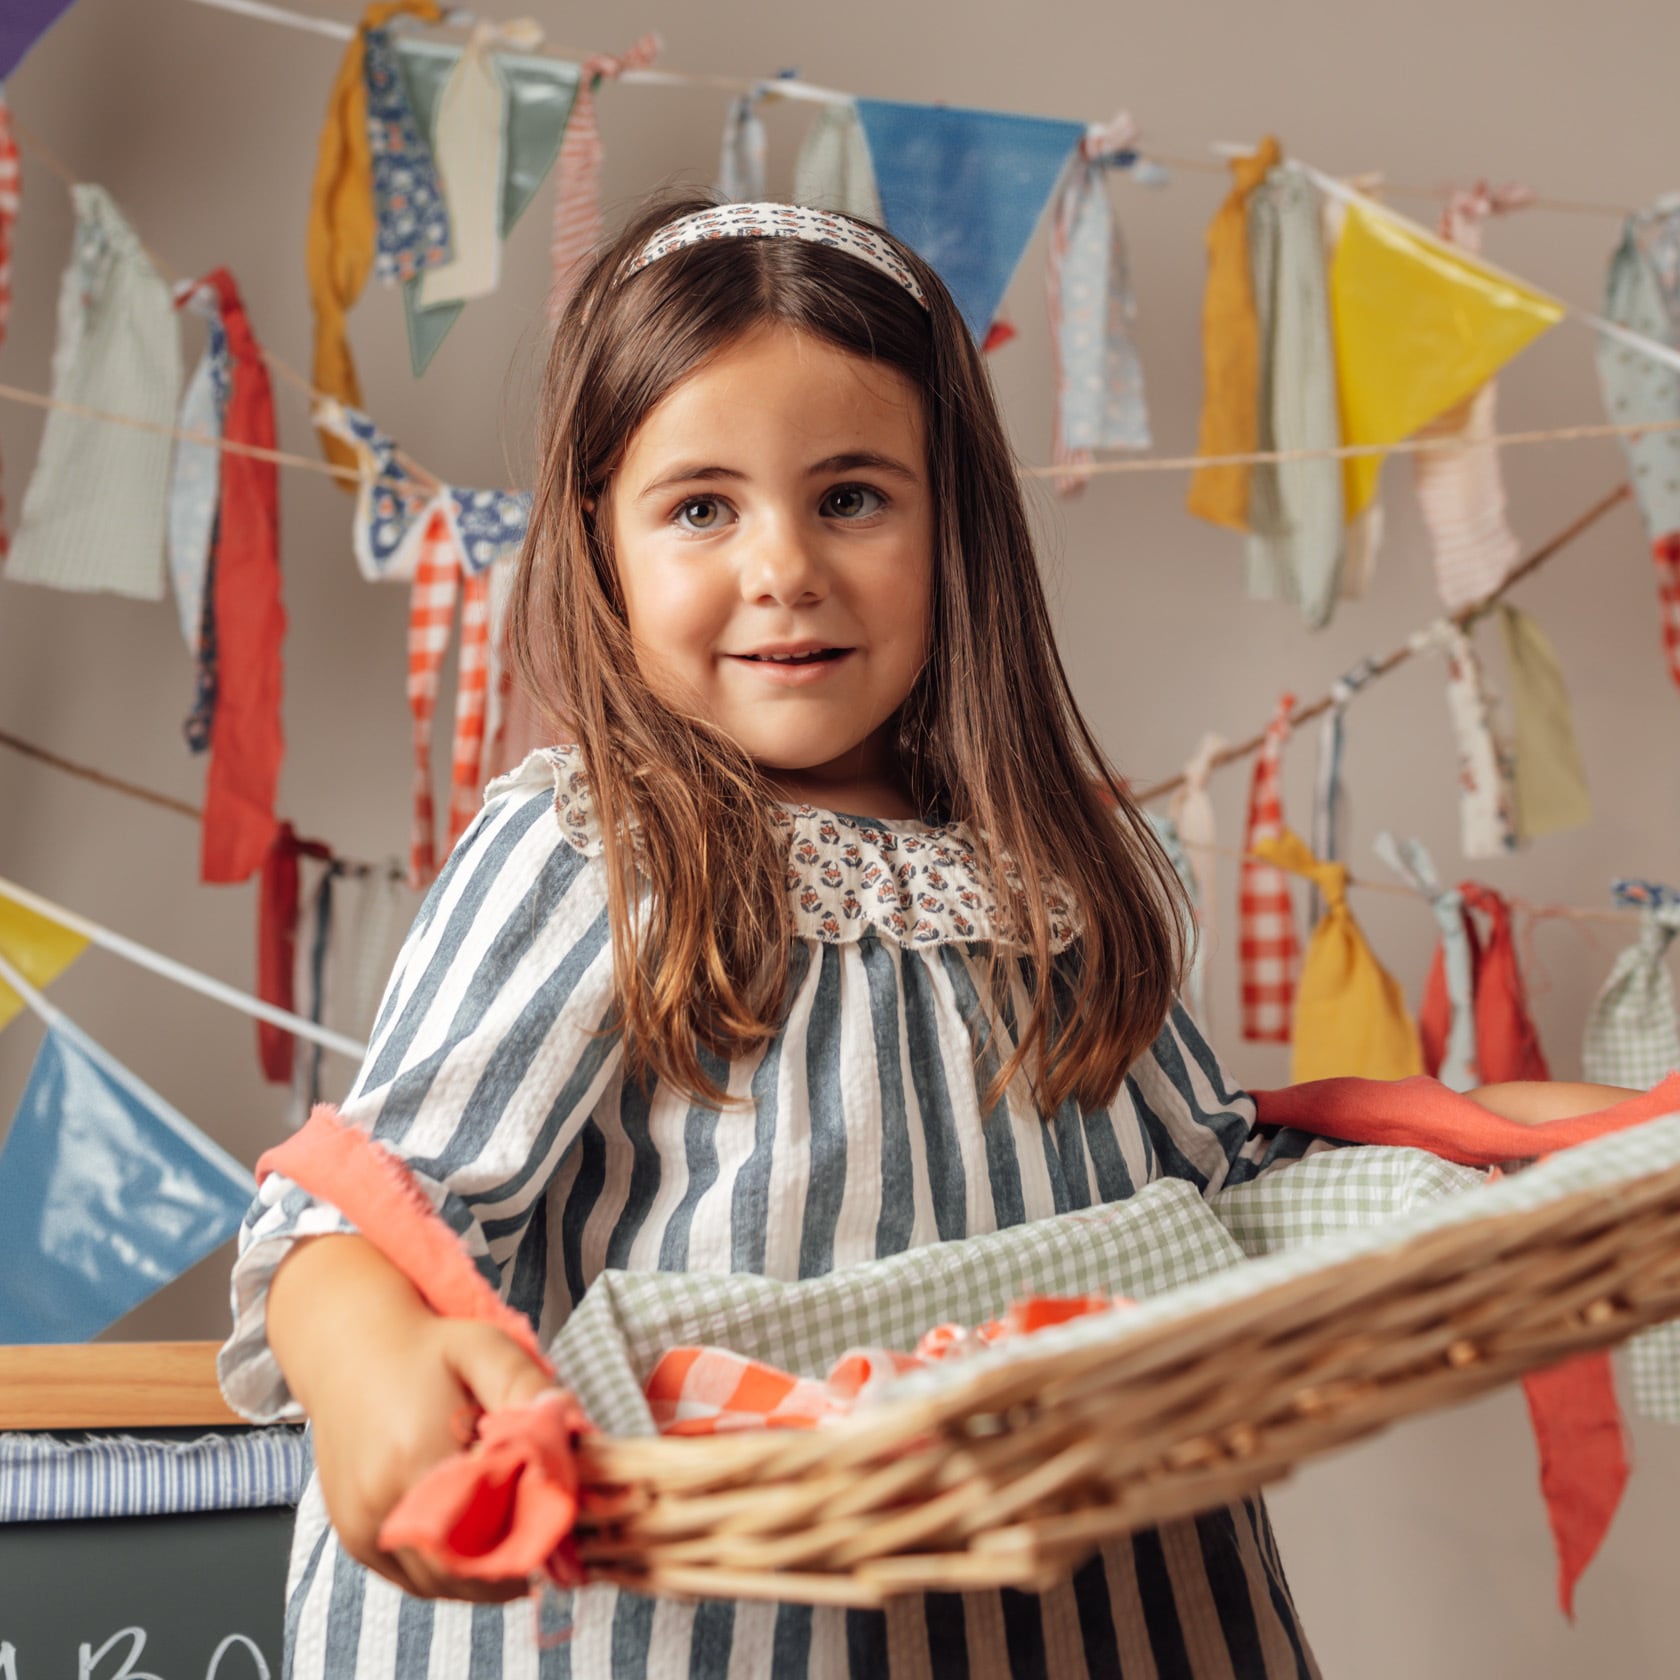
[738,511,829,607]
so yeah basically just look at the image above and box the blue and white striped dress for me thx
[220,747,1327,1679]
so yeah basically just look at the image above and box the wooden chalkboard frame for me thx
[0,1341,239,1429]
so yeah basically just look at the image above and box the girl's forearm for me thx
[1467,1081,1640,1124]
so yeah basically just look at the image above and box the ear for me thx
[583,494,598,517]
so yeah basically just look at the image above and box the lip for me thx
[723,646,855,685]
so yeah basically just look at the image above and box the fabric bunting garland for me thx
[547,32,661,322]
[715,87,768,203]
[853,98,1085,343]
[1186,135,1281,531]
[1239,692,1298,1042]
[0,93,17,557]
[1244,163,1346,625]
[792,100,883,224]
[1329,190,1563,518]
[0,964,254,1344]
[363,21,453,288]
[393,27,578,374]
[306,0,443,474]
[5,184,179,598]
[196,269,286,888]
[1375,834,1479,1091]
[1250,829,1421,1082]
[1043,112,1151,493]
[1409,618,1519,860]
[0,895,88,1034]
[1582,880,1680,1089]
[0,0,78,81]
[1409,185,1533,613]
[1498,604,1592,840]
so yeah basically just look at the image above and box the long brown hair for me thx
[508,193,1187,1113]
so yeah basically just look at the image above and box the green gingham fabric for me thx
[550,1126,1680,1434]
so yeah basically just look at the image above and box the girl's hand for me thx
[268,1234,554,1602]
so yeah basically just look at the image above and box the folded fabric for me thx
[5,185,178,598]
[1583,880,1680,1088]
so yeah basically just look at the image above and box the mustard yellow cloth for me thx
[0,898,88,1032]
[1251,828,1423,1082]
[308,0,442,477]
[1186,135,1281,532]
[1499,603,1592,840]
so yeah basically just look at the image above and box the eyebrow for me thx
[633,451,921,503]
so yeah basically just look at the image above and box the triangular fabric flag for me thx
[1245,163,1345,623]
[1186,137,1282,531]
[0,93,18,558]
[1044,114,1151,494]
[1167,732,1225,1036]
[1239,692,1299,1043]
[0,897,88,1033]
[793,101,883,223]
[5,185,179,598]
[1498,604,1591,840]
[0,1011,253,1343]
[1330,193,1563,517]
[306,0,443,473]
[853,99,1084,342]
[198,269,286,888]
[0,0,77,80]
[1410,185,1533,613]
[1410,618,1519,859]
[1250,828,1422,1082]
[363,22,453,287]
[1375,833,1479,1092]
[1583,880,1680,1089]
[394,32,579,375]
[548,34,661,323]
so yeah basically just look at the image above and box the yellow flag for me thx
[1330,196,1564,517]
[0,899,89,1030]
[1251,829,1423,1083]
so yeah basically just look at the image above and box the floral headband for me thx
[620,202,930,309]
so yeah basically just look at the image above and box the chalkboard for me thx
[0,1428,293,1680]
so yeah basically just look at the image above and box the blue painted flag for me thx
[854,100,1084,341]
[0,1017,254,1343]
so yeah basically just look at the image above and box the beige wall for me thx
[3,0,1679,1671]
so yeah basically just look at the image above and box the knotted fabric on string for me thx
[1310,656,1378,919]
[307,0,443,475]
[1044,112,1151,495]
[5,185,179,598]
[1410,618,1519,859]
[1498,604,1592,840]
[199,269,287,887]
[1168,731,1225,1034]
[257,825,331,1085]
[547,32,660,321]
[1245,165,1346,626]
[0,93,17,557]
[1429,880,1551,1085]
[1187,134,1281,530]
[715,86,767,203]
[791,100,883,222]
[1376,833,1479,1091]
[1583,880,1680,1089]
[1239,692,1298,1042]
[1250,828,1421,1081]
[1412,184,1534,613]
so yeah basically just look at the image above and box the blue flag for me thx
[0,1018,254,1343]
[855,100,1084,341]
[1,0,78,80]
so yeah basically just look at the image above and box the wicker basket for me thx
[570,1156,1680,1607]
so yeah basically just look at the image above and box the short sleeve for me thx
[1124,1003,1348,1199]
[218,777,623,1422]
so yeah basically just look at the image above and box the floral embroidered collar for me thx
[489,747,1081,952]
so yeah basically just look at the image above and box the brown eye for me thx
[676,497,723,531]
[823,485,885,520]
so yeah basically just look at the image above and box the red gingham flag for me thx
[1652,533,1680,693]
[447,568,491,851]
[547,34,660,323]
[0,95,19,557]
[1240,691,1300,1042]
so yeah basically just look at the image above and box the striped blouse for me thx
[219,747,1328,1680]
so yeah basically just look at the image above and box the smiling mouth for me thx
[733,649,851,665]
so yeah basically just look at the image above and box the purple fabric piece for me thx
[0,0,77,80]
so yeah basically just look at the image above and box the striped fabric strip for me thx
[0,1427,308,1521]
[546,33,659,321]
[448,568,492,850]
[406,507,459,886]
[1240,693,1299,1042]
[0,93,18,557]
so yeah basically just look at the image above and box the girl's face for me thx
[607,322,934,816]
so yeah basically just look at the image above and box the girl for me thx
[218,195,1602,1678]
